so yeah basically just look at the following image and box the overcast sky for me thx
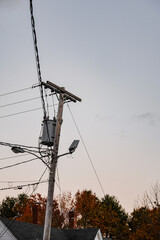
[0,0,160,213]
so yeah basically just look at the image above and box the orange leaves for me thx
[129,207,160,240]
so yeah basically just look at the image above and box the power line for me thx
[0,104,56,119]
[31,166,48,194]
[0,106,43,119]
[0,86,33,98]
[29,0,47,119]
[0,96,40,108]
[67,103,106,197]
[0,141,50,169]
[67,104,124,237]
[0,167,48,238]
[0,180,44,183]
[0,180,48,191]
[0,141,40,150]
[0,157,38,171]
[0,154,29,161]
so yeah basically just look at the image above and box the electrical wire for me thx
[0,96,40,108]
[0,180,44,183]
[0,106,43,119]
[0,141,51,169]
[0,167,48,238]
[31,166,48,194]
[0,180,48,191]
[29,0,47,119]
[0,104,56,119]
[0,157,38,171]
[44,88,50,118]
[0,141,41,150]
[0,154,29,161]
[0,86,33,98]
[56,166,62,192]
[51,93,56,117]
[67,104,124,237]
[67,103,106,197]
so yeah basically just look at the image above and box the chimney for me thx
[32,205,38,224]
[69,210,77,229]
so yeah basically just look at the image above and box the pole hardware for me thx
[42,81,81,240]
[41,81,82,103]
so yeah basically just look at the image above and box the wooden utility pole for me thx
[42,81,81,240]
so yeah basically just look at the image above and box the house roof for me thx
[0,217,99,240]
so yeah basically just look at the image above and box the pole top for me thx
[42,81,82,103]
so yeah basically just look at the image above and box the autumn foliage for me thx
[0,186,160,240]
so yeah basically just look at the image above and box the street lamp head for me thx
[11,146,25,154]
[68,140,79,154]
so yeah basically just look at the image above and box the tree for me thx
[15,193,64,228]
[75,189,99,228]
[129,206,160,240]
[135,181,160,209]
[74,190,129,239]
[56,191,74,228]
[0,193,28,219]
[129,182,160,239]
[97,194,129,240]
[0,196,18,218]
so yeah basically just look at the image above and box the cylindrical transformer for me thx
[41,118,56,146]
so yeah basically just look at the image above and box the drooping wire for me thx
[0,86,33,97]
[67,104,123,237]
[0,167,48,238]
[0,141,42,150]
[0,96,40,108]
[67,103,106,197]
[0,180,44,183]
[0,104,57,119]
[32,166,48,194]
[44,88,50,118]
[0,106,43,119]
[0,154,29,161]
[0,180,48,191]
[56,166,62,192]
[29,0,47,119]
[51,93,56,118]
[0,157,38,171]
[0,141,50,168]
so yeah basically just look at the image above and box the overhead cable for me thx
[0,96,40,108]
[67,103,106,197]
[0,157,38,171]
[0,141,40,150]
[29,0,47,119]
[0,180,48,191]
[0,104,56,119]
[0,180,43,183]
[0,141,50,169]
[0,154,29,161]
[0,106,43,119]
[0,86,33,98]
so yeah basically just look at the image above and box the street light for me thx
[11,140,79,167]
[68,140,79,153]
[57,140,80,158]
[11,146,25,154]
[11,140,79,240]
[11,146,50,169]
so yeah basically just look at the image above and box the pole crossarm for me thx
[42,81,82,103]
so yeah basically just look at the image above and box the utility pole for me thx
[42,81,81,240]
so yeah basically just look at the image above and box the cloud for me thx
[135,112,160,126]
